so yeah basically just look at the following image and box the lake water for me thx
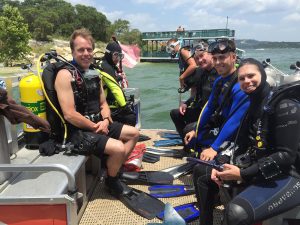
[124,48,300,130]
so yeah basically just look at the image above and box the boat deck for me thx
[79,129,224,225]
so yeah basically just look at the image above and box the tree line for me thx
[0,0,142,65]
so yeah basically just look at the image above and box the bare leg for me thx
[104,138,126,177]
[118,125,139,157]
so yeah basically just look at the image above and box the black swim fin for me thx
[157,202,199,222]
[160,162,196,179]
[153,139,183,147]
[146,147,185,158]
[138,134,151,142]
[149,184,195,198]
[118,182,165,219]
[142,152,160,163]
[120,171,174,185]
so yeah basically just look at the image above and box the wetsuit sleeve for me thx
[241,99,300,181]
[101,61,116,78]
[210,83,249,151]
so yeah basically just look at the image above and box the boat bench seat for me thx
[0,151,88,197]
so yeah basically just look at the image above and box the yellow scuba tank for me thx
[19,72,47,149]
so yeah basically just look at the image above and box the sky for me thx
[67,0,300,42]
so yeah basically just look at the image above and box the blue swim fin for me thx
[147,203,186,225]
[153,139,183,147]
[149,185,195,198]
[157,202,200,223]
[160,132,181,139]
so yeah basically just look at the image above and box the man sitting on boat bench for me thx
[54,28,139,196]
[184,39,249,161]
[170,41,218,149]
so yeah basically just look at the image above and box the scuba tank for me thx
[282,61,300,85]
[19,70,47,149]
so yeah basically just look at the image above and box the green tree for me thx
[75,4,110,41]
[0,4,31,66]
[111,19,130,36]
[121,29,142,45]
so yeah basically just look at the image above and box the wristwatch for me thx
[103,117,110,124]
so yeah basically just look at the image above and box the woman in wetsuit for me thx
[193,58,300,225]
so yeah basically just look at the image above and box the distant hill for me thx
[235,39,300,49]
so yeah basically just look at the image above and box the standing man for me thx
[54,28,139,196]
[166,38,197,89]
[170,41,218,145]
[185,39,249,161]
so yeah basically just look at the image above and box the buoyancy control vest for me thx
[42,61,101,141]
[209,72,239,128]
[186,68,219,108]
[253,80,300,151]
[101,70,127,109]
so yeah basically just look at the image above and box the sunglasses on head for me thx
[166,40,180,53]
[208,40,235,54]
[194,42,208,52]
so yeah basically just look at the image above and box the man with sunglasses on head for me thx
[185,39,249,161]
[166,38,198,89]
[99,42,136,127]
[170,41,219,150]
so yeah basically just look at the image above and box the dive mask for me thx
[208,40,236,54]
[166,40,180,54]
[112,51,124,60]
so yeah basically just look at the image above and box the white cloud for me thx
[125,13,158,31]
[64,0,300,41]
[283,13,300,22]
[102,10,124,22]
[132,0,161,3]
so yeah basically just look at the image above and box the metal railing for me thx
[142,29,235,40]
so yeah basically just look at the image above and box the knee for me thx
[193,164,209,179]
[123,125,139,140]
[170,108,179,119]
[111,141,127,157]
[223,203,250,225]
[131,127,140,140]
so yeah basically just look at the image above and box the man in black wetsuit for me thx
[193,58,300,225]
[170,41,218,142]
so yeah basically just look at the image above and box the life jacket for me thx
[42,61,101,141]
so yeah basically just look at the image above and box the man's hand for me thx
[184,130,195,145]
[179,76,186,88]
[211,168,223,186]
[93,119,109,134]
[179,103,187,115]
[200,147,217,161]
[215,164,242,181]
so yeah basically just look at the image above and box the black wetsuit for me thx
[193,59,300,225]
[170,68,218,139]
